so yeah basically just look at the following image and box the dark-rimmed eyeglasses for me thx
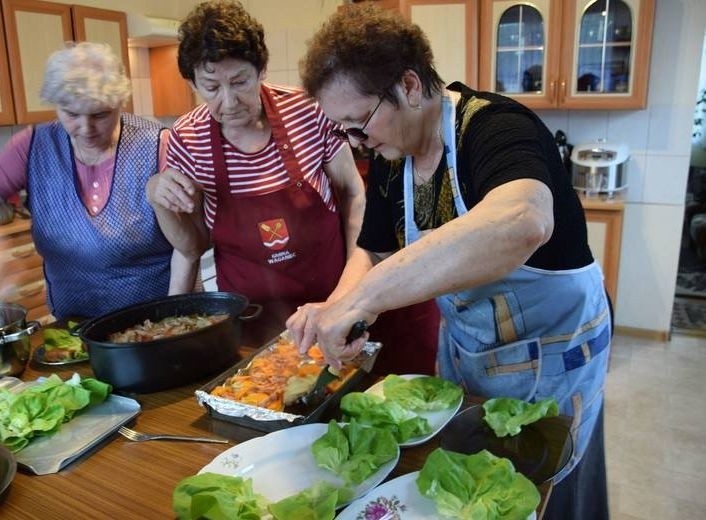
[331,95,385,142]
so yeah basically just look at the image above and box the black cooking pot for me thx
[78,292,261,394]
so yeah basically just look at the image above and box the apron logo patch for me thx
[258,218,289,250]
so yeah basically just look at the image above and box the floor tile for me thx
[604,331,706,518]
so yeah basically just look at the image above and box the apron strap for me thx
[260,84,305,182]
[209,116,231,200]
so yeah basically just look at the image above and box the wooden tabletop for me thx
[0,342,555,519]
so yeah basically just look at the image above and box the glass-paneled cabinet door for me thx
[479,0,562,109]
[561,0,654,109]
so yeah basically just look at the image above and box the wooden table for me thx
[0,344,555,519]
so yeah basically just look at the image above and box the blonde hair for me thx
[41,41,132,110]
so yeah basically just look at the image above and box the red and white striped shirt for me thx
[166,83,344,229]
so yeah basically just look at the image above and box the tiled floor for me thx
[605,331,706,519]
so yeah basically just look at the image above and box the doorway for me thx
[672,32,706,334]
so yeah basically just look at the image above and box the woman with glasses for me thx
[146,1,440,360]
[288,4,610,519]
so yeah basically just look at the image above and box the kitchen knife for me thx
[297,320,369,406]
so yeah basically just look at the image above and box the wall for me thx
[1,0,703,336]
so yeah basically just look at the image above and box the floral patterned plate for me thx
[335,471,537,520]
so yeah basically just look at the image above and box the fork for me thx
[118,426,229,444]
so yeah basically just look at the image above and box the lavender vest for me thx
[27,113,172,319]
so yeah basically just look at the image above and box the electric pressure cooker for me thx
[571,140,630,195]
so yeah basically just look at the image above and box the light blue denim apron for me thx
[403,96,611,481]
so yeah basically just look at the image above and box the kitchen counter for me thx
[577,192,626,211]
[0,341,558,519]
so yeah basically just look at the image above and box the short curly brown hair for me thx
[177,0,268,82]
[300,3,443,106]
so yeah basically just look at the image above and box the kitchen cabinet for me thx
[0,218,52,324]
[1,0,131,124]
[1,0,72,124]
[71,5,132,113]
[0,4,15,125]
[478,0,655,109]
[581,194,624,307]
[374,0,479,87]
[149,44,195,117]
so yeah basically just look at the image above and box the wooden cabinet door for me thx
[583,202,624,307]
[149,44,195,117]
[71,5,132,112]
[1,0,72,124]
[560,0,654,109]
[479,0,562,109]
[0,3,15,125]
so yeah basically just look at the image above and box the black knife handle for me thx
[345,320,368,344]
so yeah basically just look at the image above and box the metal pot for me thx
[78,292,261,394]
[0,303,41,377]
[571,141,630,195]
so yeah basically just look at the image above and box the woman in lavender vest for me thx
[0,42,186,320]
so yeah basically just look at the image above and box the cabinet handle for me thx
[559,79,567,105]
[549,79,557,103]
[19,282,44,297]
[11,244,35,258]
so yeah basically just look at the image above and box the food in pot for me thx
[210,337,355,411]
[108,314,229,343]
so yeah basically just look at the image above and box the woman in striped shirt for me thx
[146,0,366,345]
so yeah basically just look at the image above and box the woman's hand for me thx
[146,168,200,213]
[286,300,375,370]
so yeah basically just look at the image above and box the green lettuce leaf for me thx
[311,419,398,486]
[43,322,87,359]
[417,448,540,519]
[269,480,349,520]
[0,374,112,452]
[382,375,463,411]
[340,392,431,443]
[172,472,269,520]
[483,397,559,438]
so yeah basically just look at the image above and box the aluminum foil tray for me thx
[195,333,381,432]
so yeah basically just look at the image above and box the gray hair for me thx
[40,41,132,110]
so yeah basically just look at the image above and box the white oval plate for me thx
[336,471,537,520]
[364,374,463,447]
[199,422,399,505]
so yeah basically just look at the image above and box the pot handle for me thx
[238,304,263,322]
[0,320,41,344]
[69,318,94,337]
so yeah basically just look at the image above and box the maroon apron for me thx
[210,87,345,344]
